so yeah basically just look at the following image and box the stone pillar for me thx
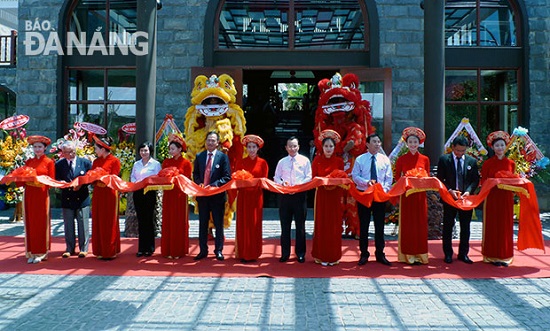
[127,1,158,236]
[136,0,157,150]
[423,0,445,165]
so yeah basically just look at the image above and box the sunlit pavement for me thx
[0,209,549,330]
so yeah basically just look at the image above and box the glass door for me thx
[340,67,392,152]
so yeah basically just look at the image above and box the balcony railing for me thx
[0,30,17,66]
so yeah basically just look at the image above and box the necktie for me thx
[204,152,213,186]
[370,155,377,181]
[456,157,464,191]
[68,160,74,177]
[289,157,296,186]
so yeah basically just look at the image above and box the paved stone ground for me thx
[0,208,549,330]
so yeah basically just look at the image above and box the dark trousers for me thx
[278,192,307,258]
[197,193,225,254]
[442,202,472,258]
[133,189,157,253]
[357,201,386,258]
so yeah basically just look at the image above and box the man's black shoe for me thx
[457,255,473,264]
[444,256,453,264]
[279,256,289,263]
[215,252,224,261]
[297,256,305,263]
[194,252,207,261]
[357,256,368,266]
[376,256,392,266]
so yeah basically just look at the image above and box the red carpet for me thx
[0,236,548,279]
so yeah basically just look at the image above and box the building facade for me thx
[1,0,549,208]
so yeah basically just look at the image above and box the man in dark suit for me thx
[55,141,92,258]
[193,131,231,261]
[437,135,480,264]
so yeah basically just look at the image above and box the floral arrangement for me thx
[156,135,170,163]
[112,140,135,216]
[0,184,24,205]
[112,140,135,181]
[49,123,95,161]
[0,128,31,175]
[0,127,32,206]
[507,126,549,181]
[445,126,488,167]
[155,114,183,164]
[465,144,486,167]
[388,137,410,166]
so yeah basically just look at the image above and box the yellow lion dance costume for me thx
[184,74,246,227]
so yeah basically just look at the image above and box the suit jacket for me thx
[437,153,479,195]
[55,157,92,209]
[193,150,231,189]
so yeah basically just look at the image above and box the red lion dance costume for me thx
[184,74,246,227]
[313,73,374,237]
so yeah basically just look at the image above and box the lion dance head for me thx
[184,74,246,167]
[314,72,373,160]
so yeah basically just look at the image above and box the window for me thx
[445,0,525,138]
[68,0,137,51]
[67,68,136,137]
[218,0,367,50]
[445,69,518,139]
[63,0,137,137]
[445,0,518,47]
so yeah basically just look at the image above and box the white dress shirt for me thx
[351,152,393,192]
[274,153,312,186]
[131,158,161,182]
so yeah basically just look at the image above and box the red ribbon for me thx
[1,170,543,252]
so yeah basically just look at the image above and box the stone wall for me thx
[0,68,16,89]
[16,0,60,139]
[156,0,208,130]
[526,0,550,210]
[378,1,425,145]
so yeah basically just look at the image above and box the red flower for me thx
[405,168,429,177]
[11,166,37,177]
[232,170,253,180]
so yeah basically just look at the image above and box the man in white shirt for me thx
[351,133,393,266]
[274,136,312,263]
